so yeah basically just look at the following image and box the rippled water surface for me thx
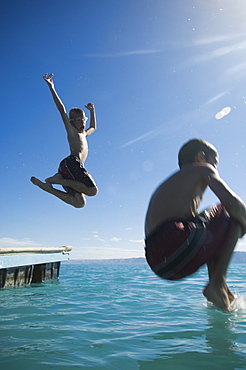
[0,263,246,369]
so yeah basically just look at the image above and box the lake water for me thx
[0,263,246,369]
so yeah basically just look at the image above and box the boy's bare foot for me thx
[203,283,231,312]
[30,177,54,192]
[45,173,64,184]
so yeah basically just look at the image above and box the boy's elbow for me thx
[86,127,96,136]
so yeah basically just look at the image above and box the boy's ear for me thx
[195,151,206,163]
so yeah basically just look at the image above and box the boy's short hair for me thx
[178,139,218,168]
[69,108,85,118]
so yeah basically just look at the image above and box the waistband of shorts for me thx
[145,214,207,245]
[66,155,83,165]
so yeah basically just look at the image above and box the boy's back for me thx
[145,164,210,236]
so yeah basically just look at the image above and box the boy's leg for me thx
[30,177,86,208]
[203,221,242,311]
[45,173,98,196]
[207,260,234,303]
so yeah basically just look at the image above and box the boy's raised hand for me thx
[85,103,95,111]
[43,73,54,88]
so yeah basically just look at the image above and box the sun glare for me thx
[215,106,231,119]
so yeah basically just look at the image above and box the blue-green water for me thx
[0,263,246,370]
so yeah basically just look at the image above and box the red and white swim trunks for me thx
[58,155,96,195]
[145,204,239,280]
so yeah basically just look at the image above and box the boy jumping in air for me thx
[145,139,246,312]
[31,73,98,208]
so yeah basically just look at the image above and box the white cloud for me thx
[194,33,246,46]
[92,231,105,242]
[182,39,246,69]
[120,129,156,149]
[93,234,105,242]
[110,237,122,242]
[202,90,230,106]
[120,104,209,149]
[225,61,246,75]
[129,239,144,243]
[83,49,161,58]
[0,237,40,247]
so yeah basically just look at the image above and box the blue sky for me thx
[1,0,246,259]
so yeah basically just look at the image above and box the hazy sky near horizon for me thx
[1,0,246,259]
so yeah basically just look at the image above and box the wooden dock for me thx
[0,246,72,288]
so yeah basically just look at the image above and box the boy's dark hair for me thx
[69,108,85,118]
[178,139,218,168]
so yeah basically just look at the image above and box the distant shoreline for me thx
[63,257,147,265]
[64,251,246,265]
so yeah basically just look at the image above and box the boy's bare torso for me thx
[145,164,213,236]
[67,123,88,163]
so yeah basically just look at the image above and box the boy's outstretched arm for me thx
[85,103,96,137]
[43,73,68,123]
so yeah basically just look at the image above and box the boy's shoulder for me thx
[170,162,219,184]
[160,163,219,192]
[181,162,217,174]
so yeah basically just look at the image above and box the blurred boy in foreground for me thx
[145,139,246,312]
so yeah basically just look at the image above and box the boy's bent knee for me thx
[87,186,98,197]
[73,201,85,209]
[73,194,86,208]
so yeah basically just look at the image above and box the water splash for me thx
[230,295,246,312]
